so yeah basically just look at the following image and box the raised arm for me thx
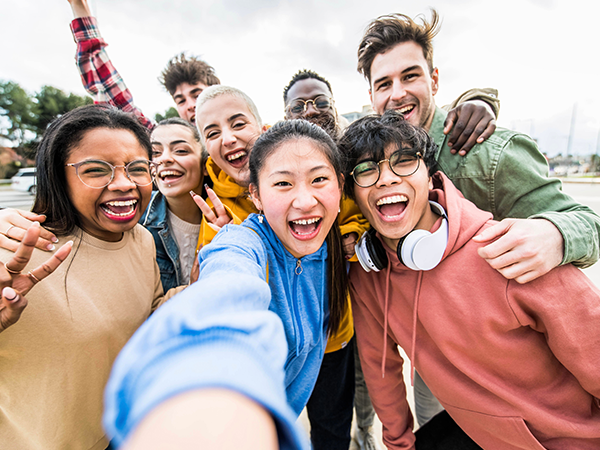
[442,88,500,155]
[67,0,153,130]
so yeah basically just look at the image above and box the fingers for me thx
[27,240,73,287]
[190,191,216,222]
[0,209,57,251]
[0,287,28,333]
[442,110,457,135]
[472,220,513,245]
[447,112,481,155]
[4,223,42,274]
[476,119,496,145]
[205,186,229,225]
[342,233,358,260]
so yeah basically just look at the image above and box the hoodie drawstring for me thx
[410,270,424,386]
[381,258,392,378]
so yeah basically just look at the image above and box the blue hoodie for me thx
[103,214,328,448]
[198,214,330,414]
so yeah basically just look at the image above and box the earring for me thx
[258,210,264,224]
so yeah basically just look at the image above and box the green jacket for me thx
[429,106,599,268]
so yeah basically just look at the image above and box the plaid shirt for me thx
[70,17,154,130]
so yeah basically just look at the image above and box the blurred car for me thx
[11,168,37,195]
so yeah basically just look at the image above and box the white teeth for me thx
[159,171,181,178]
[377,195,407,206]
[106,200,137,207]
[292,218,320,225]
[397,105,414,114]
[227,151,246,161]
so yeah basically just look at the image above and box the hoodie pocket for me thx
[445,406,546,450]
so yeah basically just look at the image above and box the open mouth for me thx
[289,217,322,239]
[225,150,249,168]
[395,104,415,118]
[158,169,184,184]
[100,199,138,221]
[376,194,408,218]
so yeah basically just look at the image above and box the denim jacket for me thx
[429,106,600,267]
[140,191,182,291]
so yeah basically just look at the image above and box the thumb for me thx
[472,220,513,243]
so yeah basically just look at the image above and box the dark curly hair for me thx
[159,53,220,96]
[338,110,438,199]
[282,69,333,104]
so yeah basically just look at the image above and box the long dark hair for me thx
[249,119,348,335]
[32,104,152,236]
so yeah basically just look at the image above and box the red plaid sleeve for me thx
[70,17,154,130]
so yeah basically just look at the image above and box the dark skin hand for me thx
[443,100,496,156]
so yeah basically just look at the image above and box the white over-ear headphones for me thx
[355,201,449,272]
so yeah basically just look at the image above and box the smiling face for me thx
[285,78,338,138]
[196,94,263,187]
[151,124,204,199]
[173,81,208,123]
[369,41,439,131]
[250,138,342,259]
[65,127,153,242]
[353,143,436,251]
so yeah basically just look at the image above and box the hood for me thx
[377,171,494,381]
[206,156,249,199]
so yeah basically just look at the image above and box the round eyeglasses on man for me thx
[66,159,157,189]
[351,151,422,188]
[286,95,333,116]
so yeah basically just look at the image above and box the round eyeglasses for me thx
[66,159,157,189]
[351,151,422,188]
[286,95,333,116]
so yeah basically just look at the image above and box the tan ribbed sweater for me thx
[0,225,164,450]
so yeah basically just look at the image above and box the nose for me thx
[390,80,407,102]
[375,160,401,188]
[154,148,173,165]
[108,166,136,191]
[292,184,318,211]
[303,101,319,118]
[221,127,237,147]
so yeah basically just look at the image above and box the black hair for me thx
[249,119,348,335]
[32,104,152,236]
[282,69,334,104]
[338,110,438,199]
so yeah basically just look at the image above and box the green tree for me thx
[33,85,92,137]
[0,80,36,147]
[154,107,179,123]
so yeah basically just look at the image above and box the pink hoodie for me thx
[350,172,600,449]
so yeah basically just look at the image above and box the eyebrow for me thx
[269,164,332,177]
[373,65,422,87]
[151,139,188,145]
[203,113,248,133]
[173,87,203,100]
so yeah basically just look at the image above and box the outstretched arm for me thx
[442,88,500,155]
[67,0,153,129]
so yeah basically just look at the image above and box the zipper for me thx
[292,258,304,355]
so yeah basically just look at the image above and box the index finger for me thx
[191,191,217,223]
[205,186,228,220]
[4,223,42,274]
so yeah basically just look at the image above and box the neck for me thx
[166,192,203,224]
[421,102,437,132]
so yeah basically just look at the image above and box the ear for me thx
[430,68,439,96]
[428,175,434,191]
[249,183,262,211]
[261,124,269,133]
[368,87,373,107]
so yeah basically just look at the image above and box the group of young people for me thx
[0,2,598,450]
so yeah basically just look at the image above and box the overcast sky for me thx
[1,0,599,156]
